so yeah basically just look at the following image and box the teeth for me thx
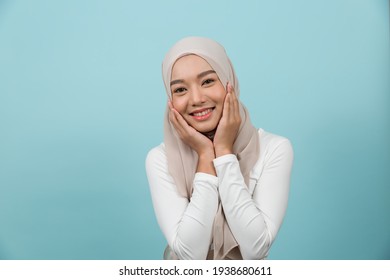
[193,108,212,117]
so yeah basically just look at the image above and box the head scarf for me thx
[162,37,259,259]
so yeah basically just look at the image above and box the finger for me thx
[173,109,187,127]
[227,82,236,105]
[168,101,178,124]
[168,102,174,122]
[230,83,239,105]
[223,90,231,121]
[225,83,236,122]
[169,107,179,129]
[226,81,232,97]
[229,91,236,122]
[228,82,232,94]
[232,92,240,120]
[228,83,238,107]
[228,83,240,120]
[169,107,185,135]
[174,109,198,138]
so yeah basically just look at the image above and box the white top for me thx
[145,128,294,260]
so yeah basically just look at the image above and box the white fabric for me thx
[146,128,293,260]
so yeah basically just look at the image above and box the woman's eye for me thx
[202,79,215,86]
[173,87,186,94]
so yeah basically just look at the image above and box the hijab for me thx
[162,37,259,259]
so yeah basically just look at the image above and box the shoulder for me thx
[145,143,167,171]
[256,128,294,167]
[258,128,291,148]
[258,128,293,153]
[146,143,166,160]
[145,143,178,190]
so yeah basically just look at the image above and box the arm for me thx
[146,146,219,259]
[214,138,293,259]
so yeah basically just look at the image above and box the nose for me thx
[190,86,206,105]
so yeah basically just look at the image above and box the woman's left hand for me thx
[213,82,241,157]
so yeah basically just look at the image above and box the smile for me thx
[190,108,214,121]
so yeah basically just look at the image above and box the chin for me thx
[193,124,217,133]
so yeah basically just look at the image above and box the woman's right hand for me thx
[168,102,215,158]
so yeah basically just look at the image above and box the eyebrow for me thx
[170,70,216,86]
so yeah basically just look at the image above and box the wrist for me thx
[197,151,216,176]
[214,146,233,158]
[198,149,216,161]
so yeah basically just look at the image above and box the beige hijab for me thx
[162,37,259,259]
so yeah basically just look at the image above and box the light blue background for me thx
[0,0,389,259]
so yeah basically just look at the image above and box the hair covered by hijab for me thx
[162,37,260,259]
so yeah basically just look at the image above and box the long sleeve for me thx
[213,135,293,259]
[145,144,219,259]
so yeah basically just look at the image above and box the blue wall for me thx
[0,0,389,259]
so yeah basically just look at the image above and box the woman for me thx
[146,37,293,260]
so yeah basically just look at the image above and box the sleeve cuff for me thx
[213,154,237,167]
[194,172,219,187]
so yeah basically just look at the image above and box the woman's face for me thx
[170,54,226,133]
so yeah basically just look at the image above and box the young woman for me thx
[146,37,293,260]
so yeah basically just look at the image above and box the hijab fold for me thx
[162,37,259,259]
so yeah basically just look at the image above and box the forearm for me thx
[215,155,271,259]
[171,173,219,259]
[213,139,293,259]
[146,147,219,260]
[196,151,216,176]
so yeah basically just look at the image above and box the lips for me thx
[190,107,214,121]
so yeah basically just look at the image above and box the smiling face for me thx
[170,55,226,134]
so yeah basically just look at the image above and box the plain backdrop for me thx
[0,0,389,259]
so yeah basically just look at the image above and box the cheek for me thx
[172,97,187,114]
[216,89,227,107]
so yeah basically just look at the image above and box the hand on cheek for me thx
[168,101,214,158]
[213,82,241,157]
